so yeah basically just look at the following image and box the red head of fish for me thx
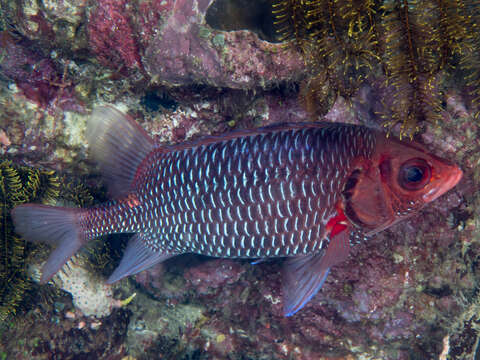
[342,134,463,236]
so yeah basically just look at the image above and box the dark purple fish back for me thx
[85,123,377,258]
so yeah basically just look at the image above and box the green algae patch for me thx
[212,34,225,47]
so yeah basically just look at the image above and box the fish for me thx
[11,106,463,316]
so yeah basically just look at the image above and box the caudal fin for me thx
[11,204,86,283]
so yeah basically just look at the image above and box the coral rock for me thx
[87,0,142,71]
[184,259,245,295]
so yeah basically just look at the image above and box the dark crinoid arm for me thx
[380,0,477,138]
[273,0,382,117]
[273,0,480,138]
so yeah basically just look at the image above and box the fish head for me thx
[342,134,463,235]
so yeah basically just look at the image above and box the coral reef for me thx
[87,0,142,72]
[0,292,130,359]
[34,259,135,318]
[140,0,303,89]
[0,32,83,114]
[0,0,479,359]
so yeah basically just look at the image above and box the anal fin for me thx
[282,230,350,316]
[107,232,176,284]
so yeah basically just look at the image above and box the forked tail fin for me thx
[11,204,87,283]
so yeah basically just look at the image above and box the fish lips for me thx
[422,164,463,203]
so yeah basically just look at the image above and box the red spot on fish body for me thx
[325,202,349,238]
[123,194,141,208]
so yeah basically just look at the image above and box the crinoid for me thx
[0,160,59,320]
[273,0,480,138]
[273,0,381,113]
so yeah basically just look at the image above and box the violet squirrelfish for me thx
[12,106,462,316]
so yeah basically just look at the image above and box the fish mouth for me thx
[422,165,463,203]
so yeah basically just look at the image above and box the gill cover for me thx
[342,165,395,234]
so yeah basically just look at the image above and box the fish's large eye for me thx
[398,158,431,190]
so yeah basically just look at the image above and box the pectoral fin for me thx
[282,230,350,316]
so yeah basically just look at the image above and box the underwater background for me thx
[0,0,479,359]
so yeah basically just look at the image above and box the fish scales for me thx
[81,125,375,258]
[11,106,462,316]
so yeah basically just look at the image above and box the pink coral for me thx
[137,0,175,45]
[87,0,142,71]
[0,34,82,113]
[142,0,304,88]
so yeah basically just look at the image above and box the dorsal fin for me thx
[86,106,155,197]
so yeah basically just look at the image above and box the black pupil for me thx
[405,166,424,182]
